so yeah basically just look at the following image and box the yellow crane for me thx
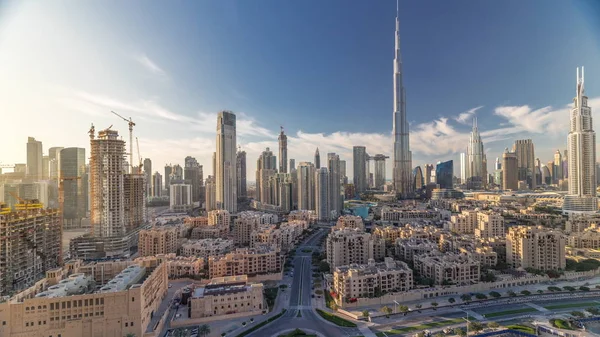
[111,110,136,173]
[136,137,143,174]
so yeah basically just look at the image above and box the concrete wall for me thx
[170,310,262,326]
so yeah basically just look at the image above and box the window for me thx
[131,322,134,326]
[125,323,128,327]
[132,297,135,302]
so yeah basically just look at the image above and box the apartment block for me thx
[380,207,444,225]
[208,247,282,279]
[138,226,179,257]
[181,238,235,260]
[187,214,229,239]
[326,228,374,269]
[568,227,600,249]
[506,226,566,271]
[395,238,438,263]
[459,246,498,267]
[136,253,204,279]
[449,210,478,234]
[333,215,365,231]
[0,201,61,296]
[474,212,505,238]
[0,259,168,337]
[413,252,480,285]
[189,275,264,320]
[333,258,413,300]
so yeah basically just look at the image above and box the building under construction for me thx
[0,200,61,296]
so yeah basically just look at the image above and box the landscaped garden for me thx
[315,309,357,327]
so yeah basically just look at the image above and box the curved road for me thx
[246,228,361,337]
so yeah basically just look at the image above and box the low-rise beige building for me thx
[449,210,478,234]
[475,212,505,238]
[208,247,282,279]
[395,238,439,263]
[0,258,168,337]
[138,225,179,256]
[413,252,480,285]
[459,246,498,267]
[506,226,566,271]
[186,212,230,240]
[333,258,413,300]
[380,207,444,225]
[568,227,600,249]
[333,215,365,231]
[181,238,235,260]
[137,253,205,279]
[326,228,374,268]
[189,275,264,320]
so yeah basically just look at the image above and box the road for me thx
[246,227,362,337]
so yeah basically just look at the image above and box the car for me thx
[168,284,173,288]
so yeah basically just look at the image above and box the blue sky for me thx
[1,0,600,180]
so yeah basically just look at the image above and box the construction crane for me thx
[8,191,42,210]
[111,110,135,173]
[136,137,143,174]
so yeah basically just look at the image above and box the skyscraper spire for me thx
[392,3,413,197]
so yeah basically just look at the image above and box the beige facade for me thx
[459,246,498,267]
[413,252,480,285]
[189,275,264,319]
[449,210,478,234]
[474,212,505,238]
[208,210,231,229]
[326,228,374,268]
[250,221,306,253]
[333,215,365,231]
[0,202,61,296]
[137,253,204,279]
[380,207,443,224]
[395,238,438,263]
[288,210,316,223]
[138,226,179,257]
[0,259,168,337]
[333,258,413,300]
[181,238,235,260]
[188,216,230,240]
[506,226,566,271]
[568,228,600,249]
[208,247,282,279]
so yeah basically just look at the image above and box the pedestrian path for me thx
[464,310,485,320]
[357,323,378,337]
[525,302,548,312]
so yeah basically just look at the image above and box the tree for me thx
[586,307,600,315]
[416,333,426,337]
[460,294,472,303]
[362,310,370,319]
[198,324,210,337]
[431,302,439,310]
[398,305,409,315]
[331,302,339,312]
[571,311,585,318]
[318,261,330,273]
[415,304,422,311]
[487,321,500,329]
[448,297,456,304]
[520,290,531,296]
[454,327,467,337]
[475,293,487,300]
[537,289,544,294]
[126,334,136,337]
[469,322,484,334]
[380,305,393,317]
[507,290,517,297]
[489,291,501,298]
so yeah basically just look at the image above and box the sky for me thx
[1,0,600,181]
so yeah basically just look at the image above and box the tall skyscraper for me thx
[372,154,389,190]
[502,148,518,191]
[215,111,237,213]
[392,5,413,197]
[297,162,315,211]
[495,157,501,171]
[26,137,43,180]
[48,146,64,181]
[184,156,203,202]
[413,167,424,189]
[554,150,563,183]
[562,149,569,179]
[164,164,172,192]
[205,175,216,212]
[278,127,288,173]
[435,160,453,189]
[289,159,296,171]
[327,153,341,217]
[152,172,162,197]
[564,67,597,213]
[236,149,247,199]
[353,146,367,193]
[513,139,536,189]
[465,118,486,190]
[143,158,152,196]
[60,147,87,229]
[314,148,321,169]
[256,147,277,203]
[424,164,434,185]
[315,167,329,221]
[459,153,467,184]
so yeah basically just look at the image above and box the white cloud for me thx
[134,54,166,76]
[455,105,483,124]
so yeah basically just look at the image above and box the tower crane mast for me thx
[111,110,136,173]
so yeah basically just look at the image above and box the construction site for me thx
[0,199,61,296]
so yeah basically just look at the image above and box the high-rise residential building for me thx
[215,111,237,213]
[506,226,566,270]
[413,166,424,189]
[290,167,298,207]
[0,201,61,295]
[392,7,413,197]
[143,158,152,196]
[123,172,146,233]
[170,164,183,182]
[48,146,64,181]
[315,167,329,221]
[26,137,43,180]
[184,156,203,202]
[152,172,162,197]
[297,162,315,210]
[565,67,597,213]
[554,150,563,183]
[326,229,374,268]
[289,159,296,171]
[314,148,321,169]
[340,160,348,185]
[278,127,288,173]
[563,149,569,179]
[435,160,453,189]
[495,157,501,171]
[256,147,277,203]
[237,149,247,199]
[460,152,467,184]
[327,153,341,217]
[502,148,518,190]
[164,164,172,192]
[60,147,87,229]
[513,139,536,189]
[138,226,178,257]
[353,146,367,193]
[372,154,389,190]
[205,175,216,212]
[424,164,434,185]
[170,183,193,212]
[42,155,49,180]
[465,118,486,189]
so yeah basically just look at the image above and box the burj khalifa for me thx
[392,3,413,197]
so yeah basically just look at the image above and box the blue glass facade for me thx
[436,160,453,189]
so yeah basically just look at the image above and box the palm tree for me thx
[487,321,500,329]
[331,302,339,312]
[448,297,456,304]
[380,305,393,318]
[454,327,467,337]
[415,304,422,312]
[362,310,370,320]
[431,302,438,310]
[398,305,409,315]
[126,334,136,337]
[198,324,210,337]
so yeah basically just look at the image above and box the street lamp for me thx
[393,300,400,314]
[462,312,470,335]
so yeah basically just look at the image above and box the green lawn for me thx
[545,302,598,310]
[375,333,388,337]
[315,309,357,327]
[506,325,536,334]
[383,318,464,334]
[484,308,537,318]
[236,309,287,337]
[278,328,316,337]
